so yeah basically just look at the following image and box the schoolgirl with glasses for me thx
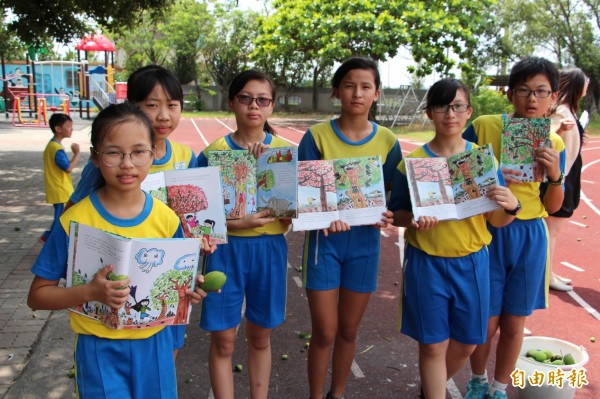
[28,103,211,398]
[388,78,519,399]
[196,70,291,399]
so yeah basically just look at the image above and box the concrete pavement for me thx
[0,117,91,398]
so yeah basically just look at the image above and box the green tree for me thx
[2,0,173,46]
[254,0,494,110]
[200,8,260,110]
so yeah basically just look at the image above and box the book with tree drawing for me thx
[65,222,201,330]
[141,167,228,244]
[501,117,551,182]
[404,144,501,221]
[208,147,298,219]
[292,156,387,231]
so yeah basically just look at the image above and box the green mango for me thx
[550,354,563,362]
[107,271,128,289]
[199,271,227,292]
[533,351,547,362]
[543,350,554,359]
[526,349,540,358]
[551,360,565,365]
[563,353,576,365]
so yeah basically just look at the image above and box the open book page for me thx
[140,172,168,204]
[163,167,227,244]
[405,144,500,221]
[121,237,200,329]
[256,147,298,218]
[334,156,386,227]
[66,222,201,329]
[293,160,340,231]
[208,150,256,219]
[501,117,551,182]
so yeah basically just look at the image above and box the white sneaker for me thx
[555,275,572,285]
[550,277,573,292]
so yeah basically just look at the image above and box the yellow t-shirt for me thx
[43,139,73,204]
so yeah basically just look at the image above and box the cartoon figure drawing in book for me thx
[130,286,151,320]
[454,159,482,200]
[173,253,198,272]
[135,247,165,274]
[166,184,208,238]
[186,214,199,229]
[198,220,216,243]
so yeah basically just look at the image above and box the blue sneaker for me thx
[485,390,508,399]
[464,379,489,399]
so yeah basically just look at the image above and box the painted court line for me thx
[580,159,600,217]
[214,117,235,132]
[567,290,600,321]
[380,230,390,238]
[279,136,299,146]
[351,360,365,378]
[277,124,305,133]
[191,118,209,146]
[581,179,595,184]
[568,220,588,228]
[293,276,303,288]
[447,378,463,399]
[560,261,585,272]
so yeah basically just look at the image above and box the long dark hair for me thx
[229,70,277,135]
[331,57,381,92]
[127,65,184,107]
[548,67,587,115]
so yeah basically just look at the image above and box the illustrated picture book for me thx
[208,146,298,219]
[66,222,201,330]
[404,144,501,221]
[141,167,228,244]
[292,156,387,231]
[501,117,551,182]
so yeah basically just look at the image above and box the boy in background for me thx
[42,113,79,242]
[462,57,566,399]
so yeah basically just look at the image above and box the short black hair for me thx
[425,78,471,109]
[127,65,184,107]
[508,57,560,92]
[90,102,154,151]
[49,113,72,134]
[331,57,381,90]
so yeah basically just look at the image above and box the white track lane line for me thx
[214,117,235,132]
[380,230,390,238]
[580,159,600,217]
[351,360,365,378]
[276,124,305,133]
[567,290,600,321]
[568,220,588,228]
[279,136,298,146]
[560,262,585,272]
[190,118,209,146]
[581,179,594,184]
[293,276,303,288]
[447,378,463,399]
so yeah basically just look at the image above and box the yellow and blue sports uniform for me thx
[389,142,505,344]
[463,114,566,316]
[197,133,289,330]
[43,139,74,237]
[298,119,402,293]
[70,140,196,204]
[31,190,184,398]
[69,139,195,348]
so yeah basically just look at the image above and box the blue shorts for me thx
[400,244,489,345]
[303,226,381,293]
[200,234,287,331]
[488,218,548,317]
[74,328,176,398]
[171,325,186,350]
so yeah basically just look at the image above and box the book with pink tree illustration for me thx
[405,144,501,221]
[66,222,201,330]
[501,117,551,182]
[292,156,387,231]
[141,167,227,244]
[208,147,298,219]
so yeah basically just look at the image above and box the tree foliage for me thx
[2,0,174,46]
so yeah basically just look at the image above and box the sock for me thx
[489,379,508,394]
[470,370,488,383]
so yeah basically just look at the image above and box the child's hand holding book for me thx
[91,265,130,309]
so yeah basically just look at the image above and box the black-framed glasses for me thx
[430,104,471,113]
[512,88,552,98]
[236,95,273,107]
[95,149,154,167]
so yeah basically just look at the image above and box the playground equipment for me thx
[12,92,70,127]
[378,85,428,128]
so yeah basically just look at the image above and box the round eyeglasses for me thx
[430,104,471,113]
[95,150,154,167]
